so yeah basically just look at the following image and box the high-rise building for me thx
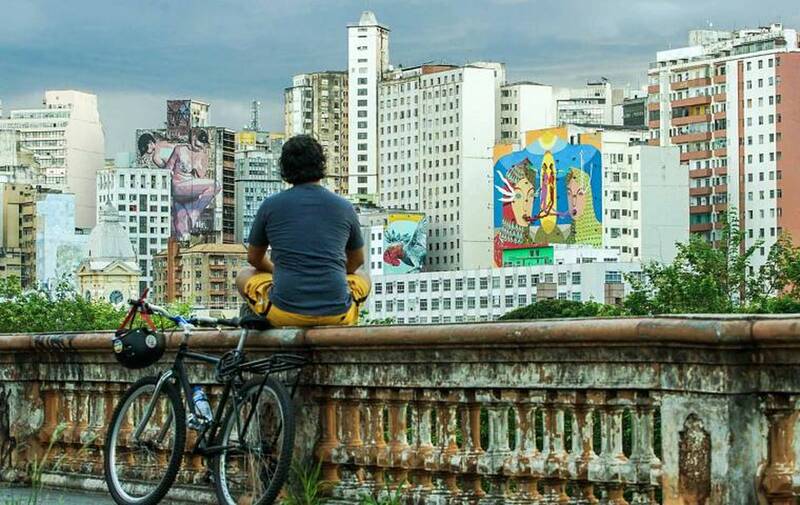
[556,80,624,126]
[234,133,285,243]
[647,24,800,270]
[0,183,32,283]
[499,81,631,144]
[135,100,236,244]
[378,63,498,271]
[499,82,559,144]
[622,96,648,127]
[347,11,390,202]
[0,90,104,229]
[27,190,89,290]
[284,72,349,193]
[96,152,172,294]
[493,125,686,265]
[152,243,248,311]
[0,129,46,185]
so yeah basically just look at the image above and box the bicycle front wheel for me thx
[212,376,295,505]
[103,375,186,505]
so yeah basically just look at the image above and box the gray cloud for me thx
[0,0,797,154]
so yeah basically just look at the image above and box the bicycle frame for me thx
[132,325,261,458]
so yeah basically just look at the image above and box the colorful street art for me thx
[493,127,602,267]
[137,104,220,242]
[383,213,428,274]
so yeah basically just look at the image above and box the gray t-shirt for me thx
[247,183,364,316]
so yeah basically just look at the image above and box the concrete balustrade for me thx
[1,316,800,503]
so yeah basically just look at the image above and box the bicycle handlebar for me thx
[128,295,241,330]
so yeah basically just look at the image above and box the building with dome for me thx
[77,202,140,304]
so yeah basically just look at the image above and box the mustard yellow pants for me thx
[243,272,370,327]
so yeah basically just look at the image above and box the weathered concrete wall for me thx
[0,317,799,503]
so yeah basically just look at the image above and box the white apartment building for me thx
[499,81,629,144]
[496,124,686,264]
[347,11,389,201]
[96,153,172,294]
[378,63,497,271]
[648,24,800,271]
[284,72,349,194]
[0,90,104,228]
[367,249,639,324]
[235,137,284,244]
[594,126,687,263]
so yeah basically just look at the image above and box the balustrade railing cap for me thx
[2,316,799,351]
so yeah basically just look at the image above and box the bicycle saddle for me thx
[238,303,272,331]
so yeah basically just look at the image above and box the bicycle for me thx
[103,292,307,505]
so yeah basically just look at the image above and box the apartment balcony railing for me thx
[1,317,800,504]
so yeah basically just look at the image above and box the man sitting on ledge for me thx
[236,134,370,327]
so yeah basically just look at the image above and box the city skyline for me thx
[2,0,797,155]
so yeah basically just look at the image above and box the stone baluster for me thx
[541,391,570,504]
[761,394,799,505]
[412,394,434,493]
[315,391,342,483]
[570,391,599,504]
[360,389,388,495]
[629,394,661,495]
[386,390,411,487]
[457,399,484,499]
[478,391,512,502]
[504,391,540,504]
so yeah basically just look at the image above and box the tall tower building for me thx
[347,11,389,202]
[648,24,800,271]
[0,90,104,229]
[284,72,349,194]
[378,63,498,271]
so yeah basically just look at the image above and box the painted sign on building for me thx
[383,213,428,274]
[493,127,602,267]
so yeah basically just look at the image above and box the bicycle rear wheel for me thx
[212,376,295,505]
[103,376,186,505]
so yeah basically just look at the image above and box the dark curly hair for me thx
[137,132,156,157]
[280,135,326,185]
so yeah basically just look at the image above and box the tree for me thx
[625,212,800,315]
[499,299,625,321]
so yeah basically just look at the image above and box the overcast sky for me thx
[1,0,797,155]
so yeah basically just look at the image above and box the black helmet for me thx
[112,328,166,369]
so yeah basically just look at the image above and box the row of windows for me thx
[374,271,589,295]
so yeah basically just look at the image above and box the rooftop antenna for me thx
[250,100,261,131]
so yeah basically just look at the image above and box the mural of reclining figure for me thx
[138,128,221,241]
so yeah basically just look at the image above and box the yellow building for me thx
[152,242,247,311]
[0,183,38,286]
[76,203,140,304]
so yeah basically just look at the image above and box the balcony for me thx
[689,186,713,196]
[713,93,726,102]
[3,318,800,503]
[648,119,660,129]
[647,84,659,94]
[671,132,712,144]
[713,147,727,157]
[713,74,727,84]
[690,222,713,232]
[670,77,711,90]
[712,128,727,139]
[690,204,713,214]
[671,114,711,127]
[681,150,713,162]
[647,102,661,112]
[689,168,712,179]
[671,95,712,108]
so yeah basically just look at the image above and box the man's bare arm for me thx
[247,244,274,273]
[345,247,365,275]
